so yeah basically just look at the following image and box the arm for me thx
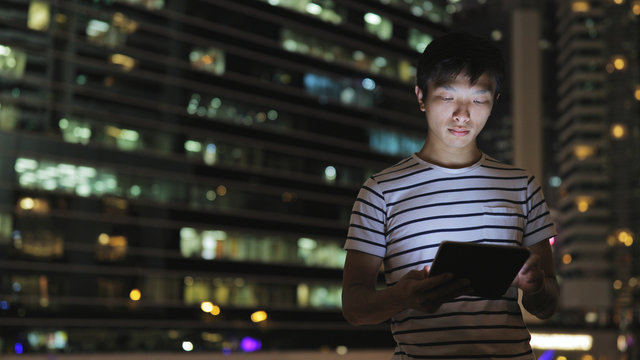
[341,249,471,326]
[512,239,559,319]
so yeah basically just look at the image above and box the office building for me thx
[0,0,454,355]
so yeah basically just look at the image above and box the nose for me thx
[453,102,470,123]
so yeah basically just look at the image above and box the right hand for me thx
[396,266,472,313]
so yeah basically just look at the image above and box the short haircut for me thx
[416,32,505,101]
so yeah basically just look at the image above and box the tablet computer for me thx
[428,241,530,298]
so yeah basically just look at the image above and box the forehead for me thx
[430,72,496,92]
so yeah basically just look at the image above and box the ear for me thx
[414,85,425,112]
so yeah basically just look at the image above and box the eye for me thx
[473,99,489,105]
[441,96,453,101]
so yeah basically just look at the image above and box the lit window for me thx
[571,1,590,12]
[110,53,136,71]
[0,44,27,78]
[96,233,128,261]
[575,195,594,213]
[573,144,596,160]
[189,48,225,75]
[408,28,433,53]
[28,0,50,31]
[364,12,392,40]
[611,124,626,139]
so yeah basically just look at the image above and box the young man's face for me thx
[415,72,495,155]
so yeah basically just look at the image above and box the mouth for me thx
[448,128,470,137]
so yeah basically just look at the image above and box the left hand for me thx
[511,253,545,294]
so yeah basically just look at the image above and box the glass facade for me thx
[0,0,446,355]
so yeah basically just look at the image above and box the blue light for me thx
[0,300,9,310]
[537,349,555,360]
[14,342,24,354]
[362,78,376,90]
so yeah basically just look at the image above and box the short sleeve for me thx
[522,175,557,247]
[344,177,387,258]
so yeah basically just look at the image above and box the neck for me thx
[417,143,482,169]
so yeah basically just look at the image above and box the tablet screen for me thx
[428,241,530,298]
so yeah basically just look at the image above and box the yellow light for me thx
[574,145,596,160]
[210,305,221,316]
[529,333,593,350]
[129,288,141,301]
[612,124,626,138]
[575,196,594,213]
[110,53,136,71]
[571,1,590,12]
[201,301,214,313]
[611,55,626,71]
[28,0,51,31]
[562,254,572,264]
[633,1,640,15]
[613,280,623,290]
[98,233,110,245]
[581,355,594,360]
[19,197,35,210]
[613,0,624,4]
[216,185,227,196]
[635,87,640,101]
[250,310,268,323]
[557,357,567,360]
[617,230,634,246]
[629,277,638,287]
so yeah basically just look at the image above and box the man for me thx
[342,32,558,359]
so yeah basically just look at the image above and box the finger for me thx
[416,272,454,292]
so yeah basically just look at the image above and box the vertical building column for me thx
[511,9,543,179]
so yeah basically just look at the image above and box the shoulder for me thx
[369,154,431,186]
[480,155,532,179]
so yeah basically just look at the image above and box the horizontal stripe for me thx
[378,167,434,184]
[481,164,524,171]
[523,222,554,238]
[395,348,533,359]
[528,210,550,224]
[388,187,527,207]
[362,184,385,200]
[398,337,530,347]
[391,310,523,324]
[351,210,384,225]
[393,324,528,336]
[385,243,439,260]
[345,236,386,249]
[385,259,431,274]
[373,161,418,179]
[349,223,385,236]
[355,197,385,214]
[384,176,528,195]
[388,225,523,246]
[526,186,541,203]
[389,199,527,220]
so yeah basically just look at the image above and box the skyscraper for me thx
[554,0,640,350]
[0,0,452,355]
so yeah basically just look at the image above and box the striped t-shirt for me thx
[345,153,557,360]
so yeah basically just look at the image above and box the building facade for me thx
[0,0,454,355]
[554,0,640,357]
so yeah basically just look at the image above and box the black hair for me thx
[416,32,505,101]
